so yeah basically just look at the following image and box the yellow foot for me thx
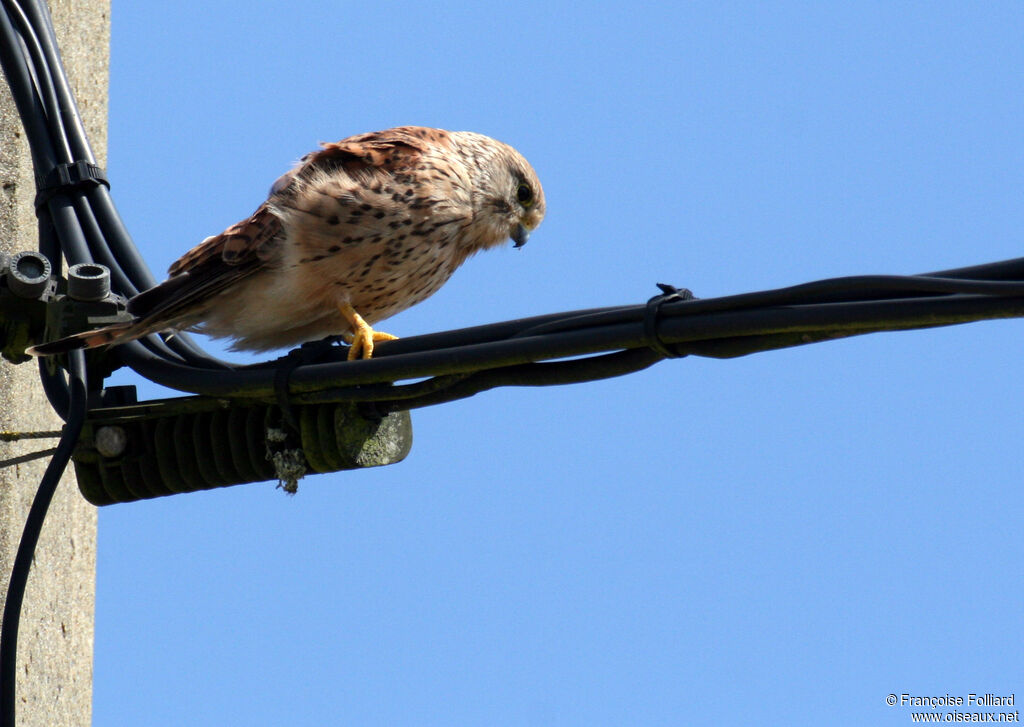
[339,303,398,360]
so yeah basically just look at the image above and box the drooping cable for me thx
[0,350,87,727]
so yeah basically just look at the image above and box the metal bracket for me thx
[0,253,130,364]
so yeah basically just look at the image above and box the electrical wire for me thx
[0,0,71,164]
[0,0,55,174]
[88,269,1024,405]
[0,350,86,727]
[18,0,95,164]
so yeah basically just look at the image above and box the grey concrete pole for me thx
[0,1,108,725]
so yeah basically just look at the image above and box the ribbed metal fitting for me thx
[7,251,51,299]
[67,262,111,301]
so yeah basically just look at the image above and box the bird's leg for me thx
[338,302,398,360]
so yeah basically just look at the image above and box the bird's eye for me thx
[516,183,534,207]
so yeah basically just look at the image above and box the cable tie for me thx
[273,348,305,433]
[272,336,347,431]
[34,160,109,210]
[644,283,694,358]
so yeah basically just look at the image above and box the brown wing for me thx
[279,126,443,190]
[168,205,282,276]
[126,202,282,324]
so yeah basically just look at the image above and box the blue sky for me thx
[93,2,1023,725]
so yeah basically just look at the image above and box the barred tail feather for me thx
[26,321,142,357]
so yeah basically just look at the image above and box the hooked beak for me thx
[511,223,530,248]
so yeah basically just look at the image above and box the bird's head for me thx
[451,132,546,251]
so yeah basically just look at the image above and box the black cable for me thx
[0,0,71,165]
[86,187,157,291]
[0,0,56,174]
[929,256,1024,281]
[98,282,1024,401]
[293,349,665,412]
[509,274,1024,342]
[72,196,136,294]
[37,359,69,421]
[660,291,1024,359]
[0,350,87,727]
[161,332,234,367]
[19,0,95,163]
[43,193,92,264]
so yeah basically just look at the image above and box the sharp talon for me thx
[338,303,398,360]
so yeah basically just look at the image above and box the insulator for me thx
[73,399,412,505]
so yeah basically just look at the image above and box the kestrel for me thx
[29,126,545,359]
